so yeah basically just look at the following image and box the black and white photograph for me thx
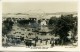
[2,2,78,47]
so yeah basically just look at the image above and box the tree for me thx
[49,14,77,45]
[71,16,78,42]
[2,18,14,36]
[48,16,58,31]
[48,16,58,25]
[55,14,76,44]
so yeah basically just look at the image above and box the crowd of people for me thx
[2,14,78,47]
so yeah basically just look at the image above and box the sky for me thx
[2,2,78,13]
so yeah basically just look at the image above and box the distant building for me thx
[41,20,47,26]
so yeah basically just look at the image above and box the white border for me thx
[0,0,80,51]
[2,0,78,2]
